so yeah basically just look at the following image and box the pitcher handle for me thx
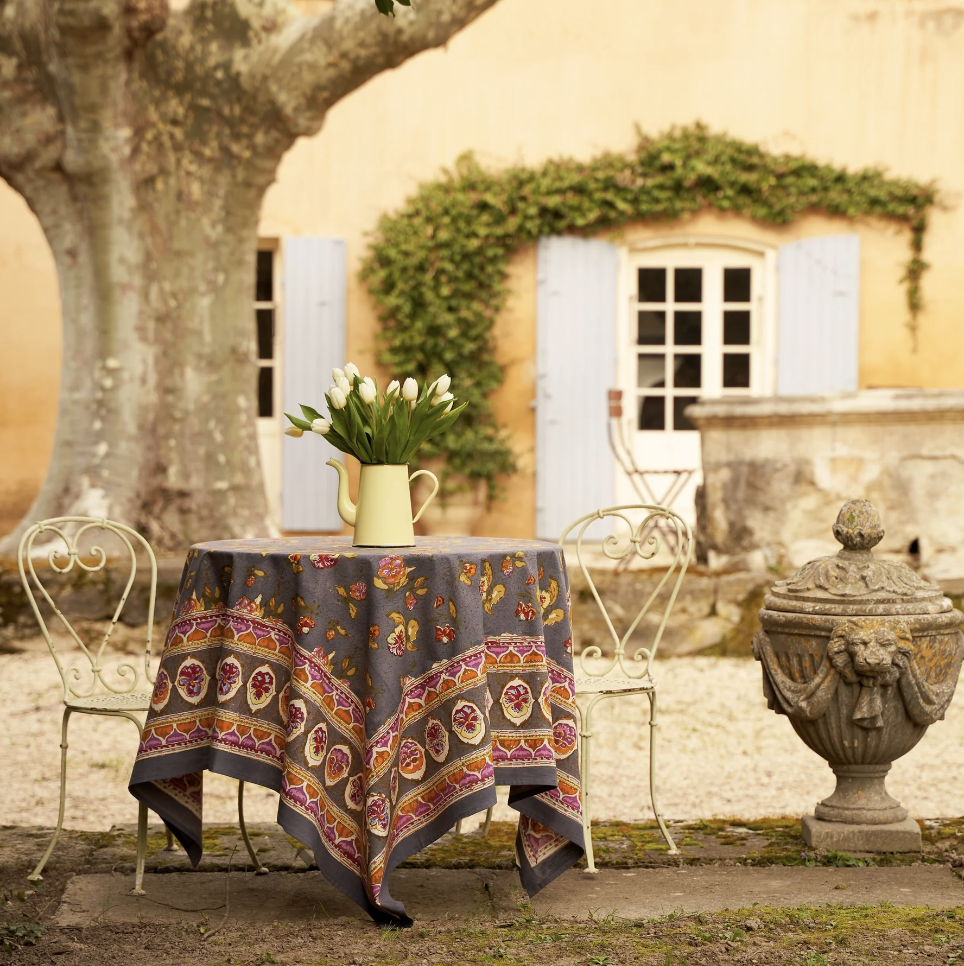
[409,469,439,523]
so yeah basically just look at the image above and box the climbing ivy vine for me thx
[361,125,936,498]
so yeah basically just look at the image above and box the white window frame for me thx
[255,240,283,529]
[613,237,777,519]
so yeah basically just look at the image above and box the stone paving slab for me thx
[55,865,964,928]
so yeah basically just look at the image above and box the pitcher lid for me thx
[766,499,947,615]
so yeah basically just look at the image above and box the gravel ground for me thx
[2,637,962,831]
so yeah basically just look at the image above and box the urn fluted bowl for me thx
[753,499,963,826]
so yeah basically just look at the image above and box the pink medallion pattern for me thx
[175,657,210,705]
[501,677,534,725]
[151,669,171,712]
[247,663,277,712]
[398,738,427,781]
[345,774,364,812]
[304,722,328,767]
[366,793,391,837]
[551,719,578,760]
[451,699,485,746]
[324,745,352,786]
[216,656,243,703]
[424,718,449,763]
[286,698,308,739]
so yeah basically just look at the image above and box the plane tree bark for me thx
[0,0,498,551]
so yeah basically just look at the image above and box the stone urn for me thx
[752,499,964,851]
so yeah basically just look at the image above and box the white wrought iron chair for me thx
[469,505,691,872]
[18,517,267,894]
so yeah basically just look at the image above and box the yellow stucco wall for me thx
[3,0,964,537]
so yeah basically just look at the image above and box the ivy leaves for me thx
[375,0,410,15]
[362,124,936,495]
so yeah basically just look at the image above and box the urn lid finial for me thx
[766,498,946,613]
[832,499,884,553]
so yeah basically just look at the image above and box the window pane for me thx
[723,353,751,388]
[674,397,699,431]
[637,310,666,345]
[724,267,751,302]
[637,354,666,389]
[674,311,702,346]
[723,310,751,345]
[257,308,274,360]
[674,268,702,303]
[673,353,701,388]
[639,395,665,431]
[256,250,273,302]
[258,366,273,418]
[638,268,666,303]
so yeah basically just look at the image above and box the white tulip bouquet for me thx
[284,363,467,464]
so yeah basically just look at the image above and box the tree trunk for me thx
[17,172,272,552]
[0,0,502,554]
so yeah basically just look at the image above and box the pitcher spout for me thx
[327,458,357,526]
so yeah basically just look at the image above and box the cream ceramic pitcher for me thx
[327,459,439,547]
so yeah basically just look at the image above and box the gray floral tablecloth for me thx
[129,537,583,925]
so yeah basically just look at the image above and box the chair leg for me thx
[482,807,494,838]
[238,781,268,874]
[163,827,178,851]
[578,698,599,874]
[29,708,72,883]
[647,690,679,855]
[131,801,148,895]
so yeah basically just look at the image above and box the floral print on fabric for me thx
[345,774,364,812]
[501,678,534,725]
[451,699,485,746]
[175,657,209,705]
[366,793,390,837]
[551,719,578,759]
[398,738,427,781]
[286,698,307,740]
[216,656,243,703]
[424,717,449,763]
[325,745,352,786]
[151,669,171,712]
[130,536,583,930]
[304,722,328,767]
[247,664,277,712]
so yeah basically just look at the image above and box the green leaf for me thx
[285,413,312,431]
[375,0,394,14]
[300,404,324,423]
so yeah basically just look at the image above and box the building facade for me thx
[2,0,963,546]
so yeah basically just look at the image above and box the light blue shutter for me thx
[281,237,346,532]
[536,236,618,540]
[777,235,860,395]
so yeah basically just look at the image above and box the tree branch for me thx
[0,0,63,182]
[247,0,501,138]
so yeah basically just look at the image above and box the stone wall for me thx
[688,390,964,588]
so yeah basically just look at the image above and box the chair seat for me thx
[66,691,152,712]
[575,674,655,696]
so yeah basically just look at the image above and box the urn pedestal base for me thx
[802,814,921,853]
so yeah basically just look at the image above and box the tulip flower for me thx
[433,390,455,413]
[288,363,465,466]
